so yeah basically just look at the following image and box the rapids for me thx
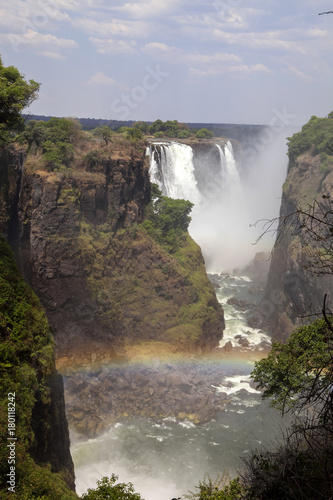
[72,272,286,500]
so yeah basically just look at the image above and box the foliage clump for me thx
[287,112,333,167]
[18,117,83,171]
[81,474,144,500]
[0,56,40,145]
[185,474,243,500]
[240,317,333,499]
[142,184,193,253]
[196,128,214,139]
[93,125,113,145]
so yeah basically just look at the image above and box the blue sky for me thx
[0,0,332,125]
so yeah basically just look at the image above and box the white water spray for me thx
[149,136,288,273]
[216,142,241,197]
[149,142,200,204]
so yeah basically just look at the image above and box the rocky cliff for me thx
[262,113,333,341]
[2,123,224,366]
[0,238,76,497]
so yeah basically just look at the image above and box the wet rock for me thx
[227,297,249,310]
[223,341,233,351]
[237,336,250,347]
[64,361,235,437]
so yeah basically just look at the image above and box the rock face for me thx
[0,238,75,493]
[262,139,333,341]
[4,139,224,365]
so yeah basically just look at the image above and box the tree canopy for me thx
[81,474,143,500]
[287,112,333,168]
[142,184,194,253]
[0,56,40,144]
[251,317,333,417]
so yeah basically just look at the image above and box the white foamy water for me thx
[215,374,261,396]
[149,142,201,204]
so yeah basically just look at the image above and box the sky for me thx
[0,0,333,126]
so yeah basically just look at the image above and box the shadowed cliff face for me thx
[6,138,224,366]
[263,149,333,342]
[0,238,76,495]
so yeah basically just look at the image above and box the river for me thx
[71,271,287,500]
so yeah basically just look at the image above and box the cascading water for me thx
[148,142,201,204]
[215,142,242,198]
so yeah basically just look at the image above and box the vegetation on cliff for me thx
[0,239,76,499]
[287,112,333,169]
[0,56,40,146]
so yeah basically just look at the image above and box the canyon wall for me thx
[262,113,333,341]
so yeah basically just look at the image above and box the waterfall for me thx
[148,142,201,205]
[216,141,241,197]
[148,140,246,272]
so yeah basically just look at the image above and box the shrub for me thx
[81,474,144,500]
[196,129,214,139]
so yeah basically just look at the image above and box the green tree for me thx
[161,120,179,138]
[132,121,149,134]
[125,127,143,142]
[81,474,144,500]
[287,112,333,167]
[0,56,40,144]
[177,129,191,139]
[196,129,214,139]
[94,125,112,145]
[148,119,163,135]
[243,317,333,499]
[143,187,193,252]
[252,316,333,416]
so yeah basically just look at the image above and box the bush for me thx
[185,474,243,500]
[196,129,214,139]
[81,474,144,499]
[18,117,82,170]
[287,112,333,166]
[143,192,193,253]
[177,129,191,139]
[84,150,103,172]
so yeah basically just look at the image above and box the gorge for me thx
[2,112,333,499]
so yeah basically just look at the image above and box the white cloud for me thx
[142,42,241,65]
[0,0,72,31]
[109,0,181,19]
[0,29,78,50]
[229,63,273,75]
[89,37,138,55]
[72,17,149,38]
[187,52,242,64]
[87,72,122,86]
[286,66,314,82]
[188,62,272,77]
[213,29,309,54]
[38,51,67,60]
